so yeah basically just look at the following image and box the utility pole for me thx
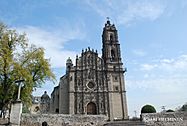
[134,110,137,117]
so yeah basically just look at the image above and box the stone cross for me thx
[15,79,25,101]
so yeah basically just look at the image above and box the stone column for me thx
[10,100,22,126]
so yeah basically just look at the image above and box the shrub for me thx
[166,109,174,112]
[141,104,156,113]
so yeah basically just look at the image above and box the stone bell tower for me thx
[102,19,128,120]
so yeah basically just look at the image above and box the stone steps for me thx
[104,121,146,126]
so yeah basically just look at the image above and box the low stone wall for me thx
[21,112,187,126]
[141,112,187,126]
[21,114,108,126]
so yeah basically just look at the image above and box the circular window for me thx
[87,82,95,89]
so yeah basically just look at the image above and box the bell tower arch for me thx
[102,20,121,63]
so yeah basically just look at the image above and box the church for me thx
[50,20,128,120]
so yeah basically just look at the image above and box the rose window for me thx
[87,82,95,89]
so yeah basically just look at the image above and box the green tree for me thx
[0,22,55,116]
[141,104,156,113]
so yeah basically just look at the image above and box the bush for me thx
[166,109,174,112]
[22,106,30,113]
[141,104,156,113]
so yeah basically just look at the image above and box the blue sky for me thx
[0,0,187,117]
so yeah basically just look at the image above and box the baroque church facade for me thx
[50,20,128,120]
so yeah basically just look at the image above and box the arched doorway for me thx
[87,102,97,115]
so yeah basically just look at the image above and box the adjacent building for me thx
[30,91,50,114]
[50,20,128,120]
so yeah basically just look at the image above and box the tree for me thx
[141,104,156,113]
[179,103,187,112]
[0,22,55,116]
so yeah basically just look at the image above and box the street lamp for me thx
[15,79,25,101]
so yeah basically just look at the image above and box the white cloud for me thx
[127,76,187,116]
[159,55,187,71]
[16,24,86,68]
[132,49,146,57]
[160,59,174,64]
[143,74,149,78]
[127,78,187,94]
[140,54,187,72]
[126,54,187,113]
[140,64,157,71]
[85,0,166,25]
[127,54,187,100]
[118,1,165,25]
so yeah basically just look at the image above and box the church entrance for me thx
[87,102,97,115]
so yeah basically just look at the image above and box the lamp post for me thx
[134,110,137,118]
[15,79,25,101]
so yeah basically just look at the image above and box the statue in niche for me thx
[87,55,91,65]
[88,68,91,79]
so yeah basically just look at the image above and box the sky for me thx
[0,0,187,117]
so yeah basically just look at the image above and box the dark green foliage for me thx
[141,104,156,113]
[166,109,174,112]
[179,104,187,111]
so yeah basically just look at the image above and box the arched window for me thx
[113,66,116,71]
[111,49,115,59]
[110,34,113,41]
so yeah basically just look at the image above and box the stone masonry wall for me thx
[141,112,187,126]
[21,114,108,126]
